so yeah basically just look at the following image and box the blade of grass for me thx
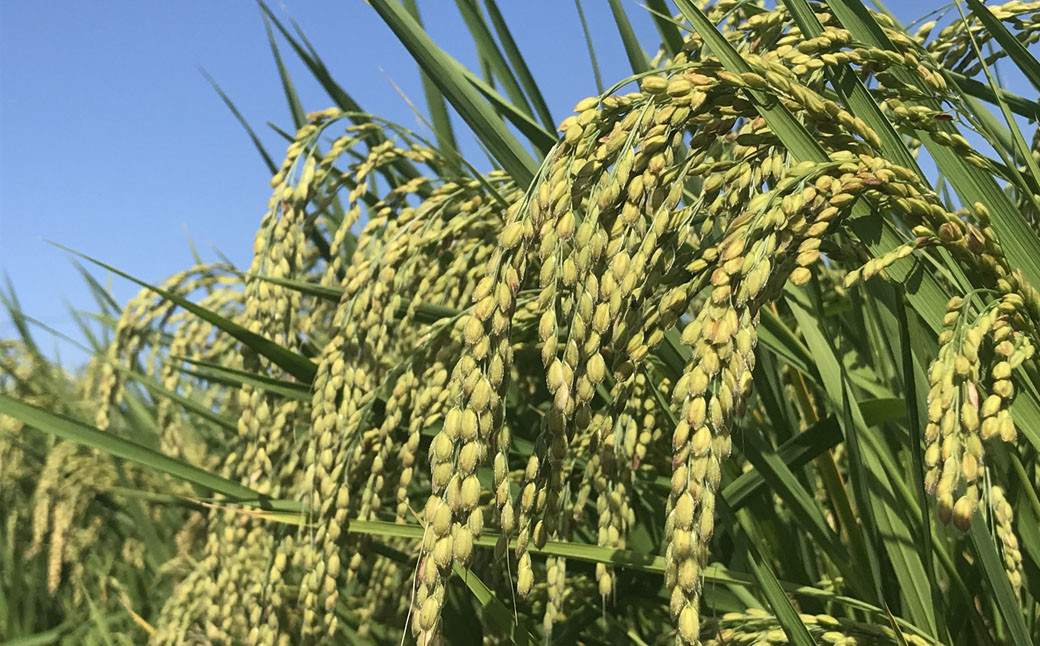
[52,243,317,385]
[737,429,854,576]
[80,592,115,646]
[968,515,1032,644]
[946,71,1040,120]
[482,0,555,130]
[173,355,312,402]
[452,564,536,646]
[72,260,120,315]
[200,68,278,175]
[368,0,539,186]
[104,358,238,433]
[790,287,881,595]
[739,511,818,646]
[244,272,459,324]
[608,0,652,75]
[645,0,685,59]
[963,0,1040,95]
[262,13,306,130]
[257,1,423,185]
[896,293,946,642]
[789,287,941,628]
[255,19,358,238]
[453,0,533,120]
[574,0,605,95]
[392,52,557,157]
[758,306,815,378]
[402,0,459,155]
[0,394,295,510]
[0,623,70,646]
[0,277,38,355]
[245,273,342,302]
[64,303,104,354]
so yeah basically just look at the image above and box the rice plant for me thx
[3,1,1040,644]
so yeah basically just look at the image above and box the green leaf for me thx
[199,71,277,175]
[741,522,819,646]
[257,1,424,186]
[723,415,840,511]
[946,71,1040,120]
[453,564,536,646]
[72,259,120,315]
[645,0,685,59]
[788,285,941,634]
[104,358,238,432]
[402,0,459,155]
[261,12,306,130]
[368,0,539,186]
[738,429,853,574]
[0,394,293,510]
[896,293,946,642]
[573,0,605,95]
[963,0,1040,95]
[759,306,816,378]
[454,64,558,156]
[453,0,534,121]
[52,243,317,385]
[246,273,343,302]
[0,623,70,646]
[0,276,38,355]
[482,0,555,130]
[343,518,666,573]
[607,0,652,75]
[787,289,885,602]
[968,515,1032,644]
[173,355,312,402]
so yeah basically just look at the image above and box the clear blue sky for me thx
[0,1,666,366]
[0,1,1009,367]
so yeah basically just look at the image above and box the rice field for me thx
[3,1,1040,644]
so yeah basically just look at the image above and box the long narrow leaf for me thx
[963,0,1040,95]
[482,0,555,130]
[574,0,605,96]
[368,0,538,186]
[968,517,1032,644]
[402,0,459,155]
[0,395,291,509]
[52,243,317,385]
[607,0,652,75]
[453,0,533,119]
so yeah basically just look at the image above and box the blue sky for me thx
[0,1,1018,367]
[0,1,665,366]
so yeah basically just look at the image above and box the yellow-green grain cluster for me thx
[703,608,935,645]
